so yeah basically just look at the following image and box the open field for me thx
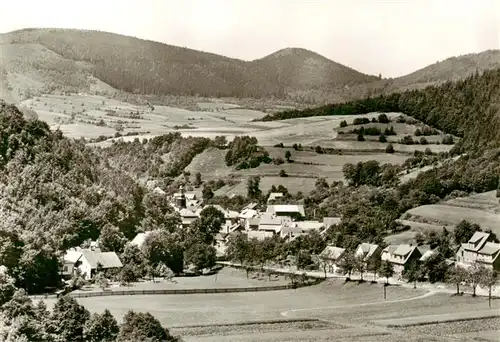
[24,94,452,155]
[385,190,500,244]
[22,93,460,197]
[404,199,500,235]
[41,277,500,341]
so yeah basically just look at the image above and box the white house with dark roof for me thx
[456,232,500,270]
[355,243,382,270]
[63,248,123,280]
[381,244,422,276]
[319,245,346,274]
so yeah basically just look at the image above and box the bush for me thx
[315,146,323,154]
[442,135,454,145]
[353,117,370,125]
[379,134,387,143]
[414,128,422,136]
[419,137,428,145]
[357,133,365,142]
[279,169,288,177]
[273,142,284,148]
[378,113,390,123]
[384,126,396,135]
[400,135,415,145]
[386,144,395,153]
[339,120,348,128]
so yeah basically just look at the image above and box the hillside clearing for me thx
[404,204,500,235]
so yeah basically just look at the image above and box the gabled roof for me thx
[478,242,500,256]
[419,249,436,262]
[153,187,166,195]
[320,245,346,260]
[417,244,432,255]
[247,217,260,226]
[382,245,398,254]
[179,208,199,218]
[294,220,323,231]
[80,250,123,269]
[266,204,305,216]
[394,244,414,256]
[323,217,341,228]
[131,231,155,248]
[469,231,489,244]
[239,208,258,219]
[356,243,380,260]
[268,192,284,202]
[243,202,258,210]
[465,232,491,251]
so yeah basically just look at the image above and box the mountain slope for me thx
[0,28,378,100]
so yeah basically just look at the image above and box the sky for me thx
[1,0,499,77]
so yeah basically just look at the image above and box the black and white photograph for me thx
[0,0,499,341]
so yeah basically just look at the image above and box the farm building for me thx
[319,245,346,274]
[267,192,284,203]
[258,214,293,235]
[456,232,500,270]
[381,244,422,277]
[266,204,305,219]
[355,243,382,270]
[248,230,274,241]
[63,247,123,280]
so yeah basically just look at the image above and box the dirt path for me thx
[280,289,436,317]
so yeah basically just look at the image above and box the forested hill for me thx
[0,28,377,99]
[260,68,500,152]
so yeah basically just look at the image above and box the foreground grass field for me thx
[42,275,500,341]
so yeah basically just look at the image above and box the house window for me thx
[63,266,68,272]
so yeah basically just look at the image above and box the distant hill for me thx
[0,28,378,101]
[384,49,500,92]
[1,28,499,104]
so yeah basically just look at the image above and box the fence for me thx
[68,280,321,299]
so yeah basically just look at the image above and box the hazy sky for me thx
[2,0,499,77]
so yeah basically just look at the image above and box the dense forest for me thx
[260,68,500,152]
[1,29,377,99]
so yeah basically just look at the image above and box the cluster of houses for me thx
[60,185,500,281]
[319,231,500,279]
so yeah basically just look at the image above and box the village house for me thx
[267,192,284,203]
[130,231,156,249]
[171,185,203,212]
[280,220,324,240]
[266,204,305,219]
[456,232,500,270]
[247,230,274,241]
[319,245,346,274]
[244,217,260,231]
[381,244,422,277]
[63,247,123,280]
[355,243,382,270]
[258,214,293,235]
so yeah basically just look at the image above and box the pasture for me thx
[22,93,460,198]
[41,278,500,341]
[386,190,500,244]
